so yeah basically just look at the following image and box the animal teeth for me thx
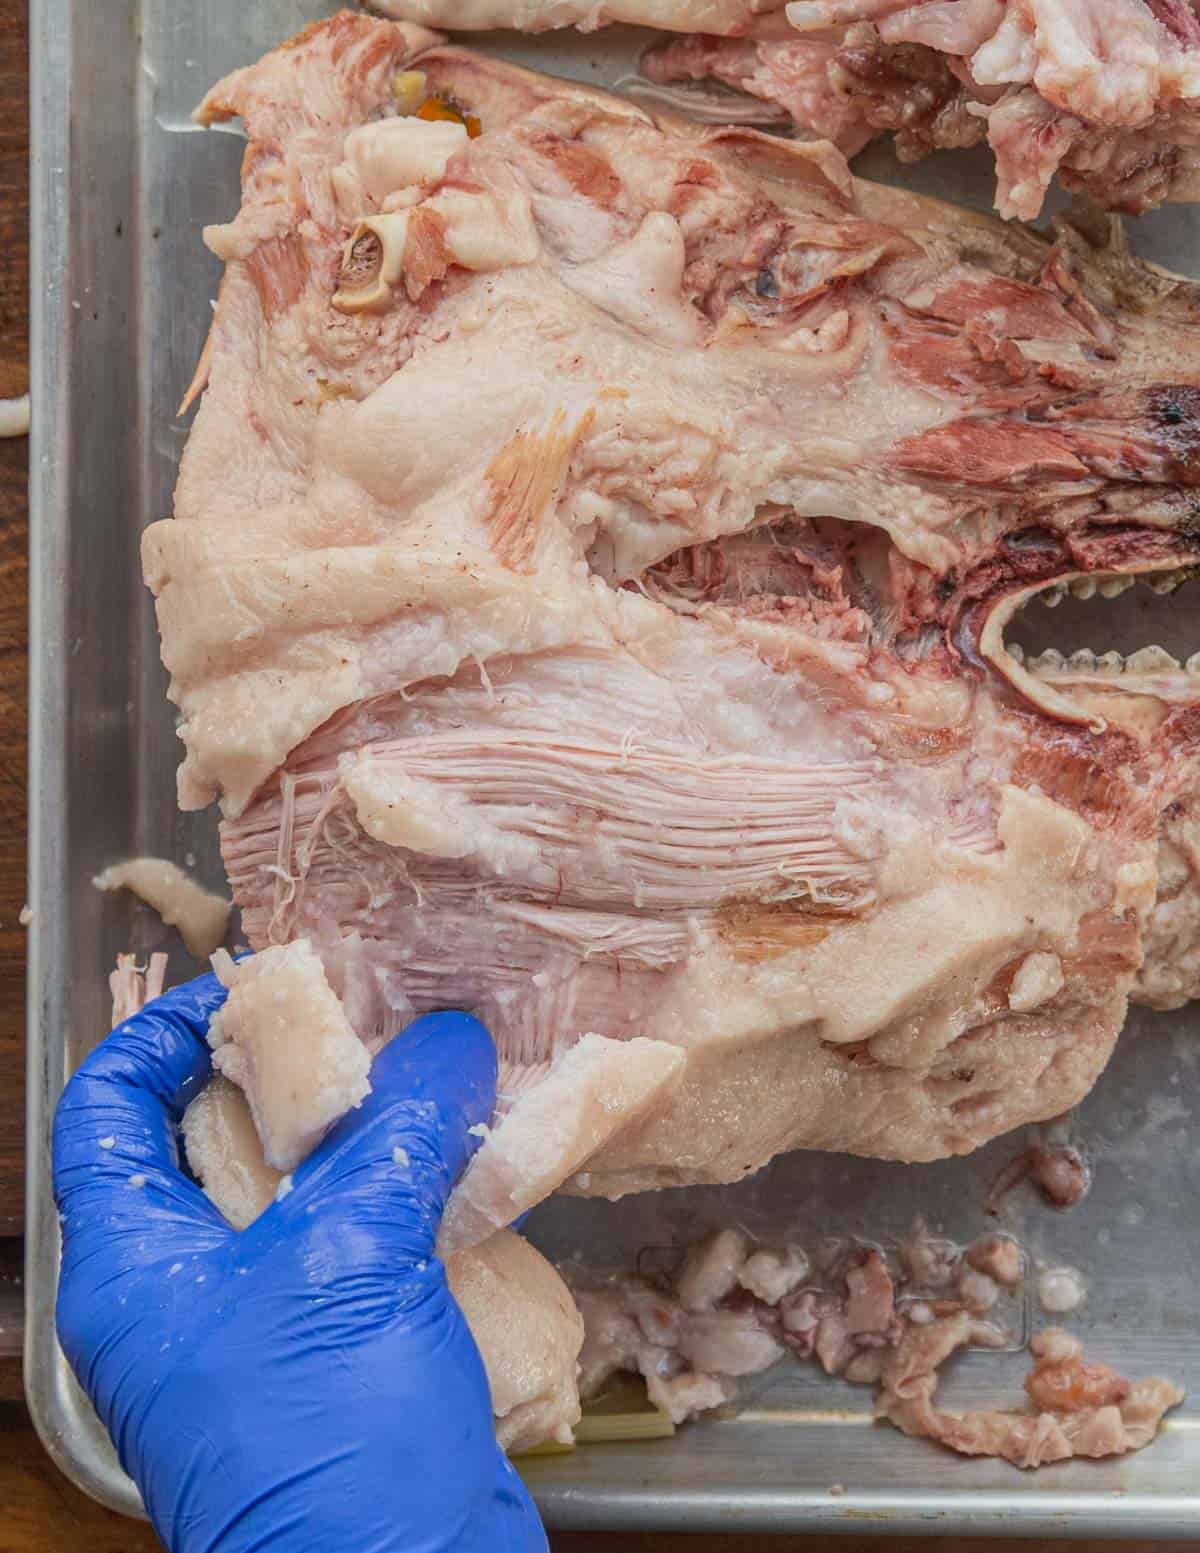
[1007,641,1026,664]
[1098,576,1134,598]
[1031,648,1065,673]
[1147,572,1184,595]
[1041,586,1065,608]
[1097,651,1124,675]
[1187,653,1200,674]
[1124,646,1179,673]
[1067,649,1096,672]
[1069,577,1097,600]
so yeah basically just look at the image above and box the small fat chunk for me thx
[738,1246,810,1306]
[209,941,371,1173]
[966,1234,1023,1288]
[678,1228,750,1313]
[1008,950,1065,1013]
[95,857,231,958]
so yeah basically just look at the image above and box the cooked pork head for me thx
[145,14,1200,1199]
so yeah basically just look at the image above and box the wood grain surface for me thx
[0,0,31,1411]
[0,0,1196,1549]
[0,0,30,1240]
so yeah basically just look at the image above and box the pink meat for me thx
[571,1232,1183,1462]
[109,953,168,1027]
[148,16,1200,1205]
[844,1248,896,1334]
[638,0,1200,215]
[877,1317,1184,1466]
[641,33,879,152]
[372,0,1200,214]
[966,1235,1024,1288]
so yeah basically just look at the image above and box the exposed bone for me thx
[1125,647,1179,674]
[983,558,1200,724]
[332,212,411,313]
[979,580,1105,730]
[1068,578,1096,600]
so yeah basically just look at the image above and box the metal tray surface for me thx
[26,0,1200,1533]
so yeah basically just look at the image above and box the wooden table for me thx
[0,2,1194,1548]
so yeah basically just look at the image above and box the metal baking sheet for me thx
[26,0,1200,1532]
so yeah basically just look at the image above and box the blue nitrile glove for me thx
[52,972,547,1553]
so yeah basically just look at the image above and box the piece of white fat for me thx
[343,756,476,857]
[208,940,371,1173]
[445,1229,584,1453]
[424,186,540,272]
[182,1075,284,1230]
[1037,1265,1086,1314]
[738,1246,811,1307]
[94,858,231,958]
[678,1228,749,1313]
[342,116,468,203]
[437,1033,685,1256]
[0,394,29,438]
[343,754,540,876]
[1008,950,1065,1013]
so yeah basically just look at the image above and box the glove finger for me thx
[475,1456,550,1553]
[266,1010,496,1268]
[53,972,231,1241]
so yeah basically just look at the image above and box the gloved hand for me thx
[52,972,547,1553]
